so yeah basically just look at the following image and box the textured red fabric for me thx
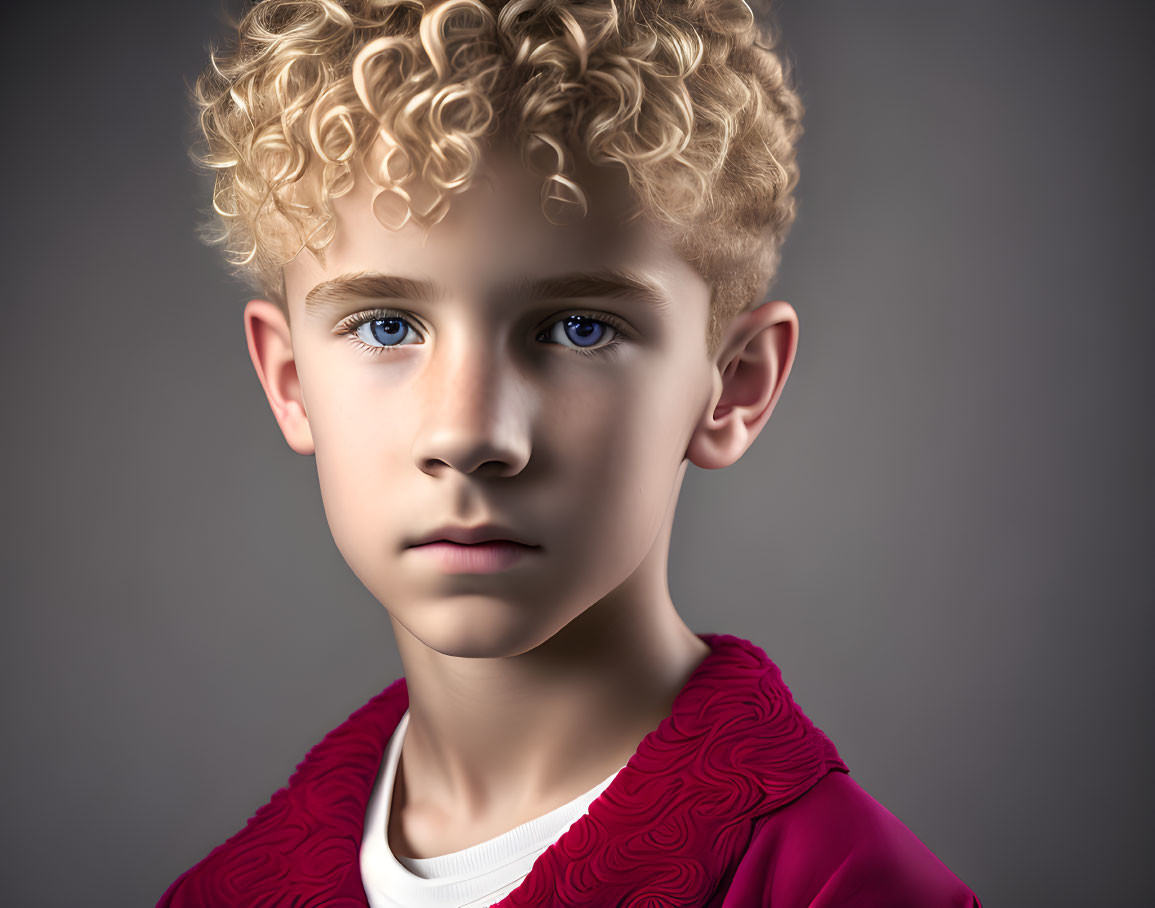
[722,772,981,907]
[157,634,981,907]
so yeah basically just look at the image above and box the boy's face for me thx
[280,144,717,658]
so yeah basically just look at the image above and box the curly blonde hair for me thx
[192,0,802,354]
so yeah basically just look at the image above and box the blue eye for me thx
[353,316,422,348]
[541,315,617,350]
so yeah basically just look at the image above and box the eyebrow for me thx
[303,268,672,315]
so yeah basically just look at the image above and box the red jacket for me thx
[158,634,981,906]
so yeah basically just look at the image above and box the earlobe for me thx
[686,300,798,470]
[243,299,315,456]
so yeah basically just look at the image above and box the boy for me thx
[161,0,981,904]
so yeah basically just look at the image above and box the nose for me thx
[411,334,532,479]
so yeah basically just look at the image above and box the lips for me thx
[404,523,540,573]
[409,539,536,573]
[407,523,538,549]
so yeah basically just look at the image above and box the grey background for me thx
[2,1,1151,905]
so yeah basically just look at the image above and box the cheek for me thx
[542,370,691,555]
[307,382,414,566]
[303,350,409,480]
[565,360,696,473]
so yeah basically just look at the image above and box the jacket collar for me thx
[166,633,846,906]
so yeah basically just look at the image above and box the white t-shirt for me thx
[360,710,624,908]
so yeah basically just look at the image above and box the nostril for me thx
[414,424,531,478]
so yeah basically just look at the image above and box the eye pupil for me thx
[564,315,605,348]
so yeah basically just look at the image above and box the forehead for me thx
[283,144,687,311]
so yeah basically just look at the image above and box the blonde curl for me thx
[191,0,803,354]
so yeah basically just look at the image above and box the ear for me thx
[686,299,798,470]
[243,299,315,456]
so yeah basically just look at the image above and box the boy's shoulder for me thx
[156,634,979,906]
[156,675,410,906]
[727,770,983,906]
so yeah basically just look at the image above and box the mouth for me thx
[407,523,538,548]
[406,539,539,574]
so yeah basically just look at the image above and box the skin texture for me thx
[243,142,799,858]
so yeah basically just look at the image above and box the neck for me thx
[386,520,710,846]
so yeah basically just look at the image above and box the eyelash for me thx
[334,308,629,359]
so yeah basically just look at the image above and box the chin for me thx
[400,595,572,660]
